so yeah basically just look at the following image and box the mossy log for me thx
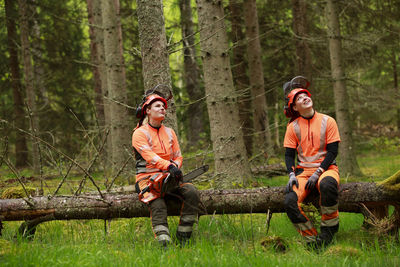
[0,181,399,222]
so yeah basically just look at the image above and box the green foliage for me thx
[370,136,400,153]
[300,203,321,229]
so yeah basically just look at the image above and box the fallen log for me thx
[0,181,399,222]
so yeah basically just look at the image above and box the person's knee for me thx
[150,198,167,211]
[284,191,297,211]
[319,176,338,206]
[284,191,307,223]
[181,184,200,203]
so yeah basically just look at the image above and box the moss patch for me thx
[1,186,36,199]
[378,169,400,191]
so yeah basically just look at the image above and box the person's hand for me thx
[305,168,323,191]
[286,172,298,193]
[168,164,183,181]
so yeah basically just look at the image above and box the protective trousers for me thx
[284,167,339,243]
[149,183,200,244]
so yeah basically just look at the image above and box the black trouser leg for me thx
[176,183,200,242]
[319,176,339,245]
[149,198,170,245]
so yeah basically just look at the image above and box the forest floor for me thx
[0,147,399,266]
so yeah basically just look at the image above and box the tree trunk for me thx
[243,0,272,155]
[326,0,362,176]
[392,51,400,131]
[5,0,29,168]
[179,0,206,149]
[93,0,111,169]
[19,0,40,174]
[136,0,178,131]
[292,0,313,81]
[101,0,129,173]
[274,103,280,148]
[31,0,48,109]
[228,0,253,157]
[87,0,105,134]
[1,181,399,221]
[196,0,252,188]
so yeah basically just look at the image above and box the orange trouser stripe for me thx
[300,228,318,237]
[322,210,339,221]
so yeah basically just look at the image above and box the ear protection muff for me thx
[135,95,148,119]
[283,81,294,118]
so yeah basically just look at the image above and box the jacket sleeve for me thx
[326,117,341,144]
[170,129,183,168]
[132,129,171,171]
[283,123,298,149]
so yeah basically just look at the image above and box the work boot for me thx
[319,224,339,246]
[176,231,192,247]
[153,225,171,248]
[157,233,171,248]
[307,224,339,251]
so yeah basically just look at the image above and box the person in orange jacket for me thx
[132,85,200,247]
[282,76,340,249]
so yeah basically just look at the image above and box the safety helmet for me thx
[136,84,172,119]
[283,76,311,118]
[287,88,311,107]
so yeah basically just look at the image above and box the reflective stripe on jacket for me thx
[283,112,340,168]
[132,124,182,184]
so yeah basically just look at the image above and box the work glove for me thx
[168,164,183,181]
[286,172,298,193]
[305,168,324,191]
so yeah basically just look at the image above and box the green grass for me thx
[1,149,400,266]
[1,213,399,266]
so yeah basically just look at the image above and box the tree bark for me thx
[136,0,178,131]
[30,0,48,109]
[179,0,206,149]
[5,0,29,168]
[243,0,272,155]
[93,0,111,169]
[292,0,313,81]
[392,51,400,131]
[228,0,253,157]
[19,0,40,174]
[101,0,129,173]
[196,0,252,188]
[326,0,362,176]
[0,182,399,222]
[87,0,105,134]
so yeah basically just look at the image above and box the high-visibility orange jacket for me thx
[132,123,182,190]
[284,111,340,169]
